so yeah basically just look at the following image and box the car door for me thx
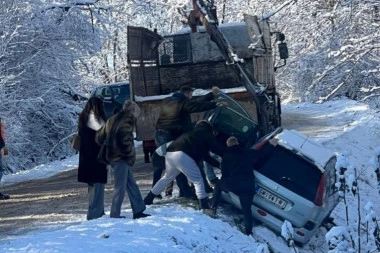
[205,92,260,148]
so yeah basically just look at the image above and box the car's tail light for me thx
[314,172,326,206]
[257,209,267,216]
[296,231,305,236]
[253,140,268,150]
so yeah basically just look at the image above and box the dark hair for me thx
[179,85,194,93]
[78,97,106,132]
[195,120,215,132]
[226,136,239,147]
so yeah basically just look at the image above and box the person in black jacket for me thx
[77,97,108,220]
[154,86,220,197]
[145,121,225,209]
[209,136,278,236]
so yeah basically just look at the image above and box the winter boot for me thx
[199,198,210,210]
[144,191,156,205]
[133,211,151,219]
[154,194,163,200]
[203,206,217,218]
[0,192,10,200]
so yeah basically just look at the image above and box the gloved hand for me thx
[216,101,228,107]
[269,138,279,146]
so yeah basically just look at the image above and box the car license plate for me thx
[257,187,287,209]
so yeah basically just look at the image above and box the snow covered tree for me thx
[231,0,380,106]
[326,226,355,252]
[0,0,108,172]
[1,0,379,173]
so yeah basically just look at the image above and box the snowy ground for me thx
[1,98,380,253]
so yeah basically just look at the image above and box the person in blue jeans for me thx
[96,100,150,219]
[203,154,220,186]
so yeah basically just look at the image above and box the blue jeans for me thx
[110,160,145,218]
[204,161,217,182]
[155,129,175,147]
[203,153,220,182]
[87,183,105,220]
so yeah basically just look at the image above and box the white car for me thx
[208,93,339,245]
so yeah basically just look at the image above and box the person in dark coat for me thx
[77,97,107,220]
[0,117,10,200]
[145,120,225,210]
[209,136,278,235]
[96,100,150,219]
[154,86,221,197]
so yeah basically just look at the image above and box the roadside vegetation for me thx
[0,0,378,179]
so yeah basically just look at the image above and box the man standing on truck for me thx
[154,85,221,197]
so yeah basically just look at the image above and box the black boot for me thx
[0,192,10,200]
[203,206,217,218]
[144,191,156,205]
[133,211,151,219]
[199,198,210,210]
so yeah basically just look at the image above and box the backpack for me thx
[0,118,5,149]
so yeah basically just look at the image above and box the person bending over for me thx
[154,85,221,197]
[144,121,225,210]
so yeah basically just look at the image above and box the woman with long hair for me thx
[77,97,108,220]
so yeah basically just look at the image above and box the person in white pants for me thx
[144,121,225,209]
[152,151,208,199]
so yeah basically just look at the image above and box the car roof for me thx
[275,129,335,172]
[96,82,129,88]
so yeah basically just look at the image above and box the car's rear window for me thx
[256,144,322,202]
[211,107,259,147]
[112,86,130,104]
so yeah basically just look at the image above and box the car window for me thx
[325,156,338,196]
[214,92,250,118]
[94,88,103,98]
[112,85,130,104]
[256,144,322,202]
[95,87,112,100]
[206,92,259,147]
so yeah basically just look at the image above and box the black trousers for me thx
[151,152,195,197]
[212,176,255,235]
